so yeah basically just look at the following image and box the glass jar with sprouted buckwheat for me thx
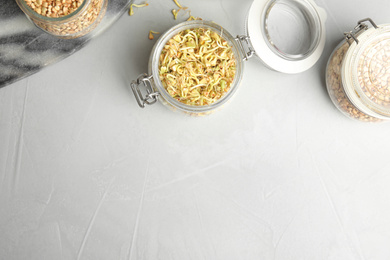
[326,18,390,122]
[15,0,108,39]
[130,1,327,116]
[131,20,244,116]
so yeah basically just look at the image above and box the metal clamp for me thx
[344,18,378,46]
[236,35,255,61]
[130,74,159,108]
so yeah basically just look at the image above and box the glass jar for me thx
[131,21,245,116]
[326,18,390,122]
[15,0,108,39]
[131,0,327,115]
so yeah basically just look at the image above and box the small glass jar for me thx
[15,0,108,39]
[326,18,390,122]
[131,0,327,115]
[131,21,245,116]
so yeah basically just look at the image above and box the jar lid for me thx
[343,24,390,119]
[246,0,327,73]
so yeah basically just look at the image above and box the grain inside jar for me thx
[24,0,84,17]
[326,41,382,122]
[158,28,236,106]
[16,0,107,38]
[356,38,390,107]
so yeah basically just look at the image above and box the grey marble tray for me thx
[0,0,133,88]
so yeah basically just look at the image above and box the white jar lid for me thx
[247,0,327,74]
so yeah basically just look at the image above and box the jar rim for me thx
[148,20,244,114]
[247,0,327,73]
[262,0,321,60]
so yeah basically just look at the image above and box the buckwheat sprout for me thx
[159,28,236,106]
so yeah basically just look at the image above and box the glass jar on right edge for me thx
[326,18,390,122]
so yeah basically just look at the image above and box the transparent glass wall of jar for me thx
[15,0,108,39]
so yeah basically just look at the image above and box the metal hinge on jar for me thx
[130,74,159,108]
[344,18,378,45]
[236,35,255,61]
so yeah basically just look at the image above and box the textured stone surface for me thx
[0,0,132,88]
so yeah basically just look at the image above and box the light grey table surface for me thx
[1,0,390,259]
